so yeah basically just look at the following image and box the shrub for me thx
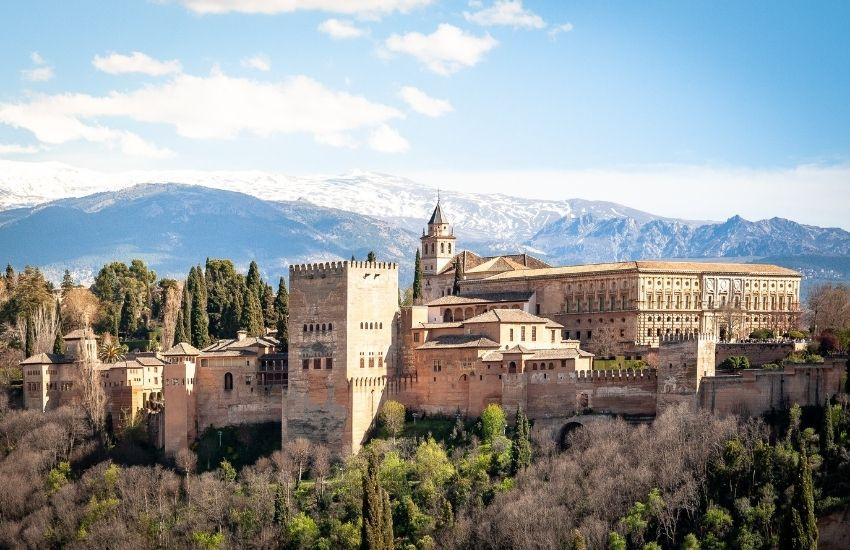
[749,329,775,340]
[720,356,750,370]
[761,363,781,370]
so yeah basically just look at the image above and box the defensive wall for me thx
[713,341,805,367]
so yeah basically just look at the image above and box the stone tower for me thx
[656,332,717,411]
[420,198,456,276]
[283,260,399,455]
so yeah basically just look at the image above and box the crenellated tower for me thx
[420,198,456,275]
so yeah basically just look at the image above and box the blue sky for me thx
[1,1,849,226]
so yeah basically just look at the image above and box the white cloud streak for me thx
[22,67,54,82]
[368,124,409,153]
[178,0,432,16]
[93,52,182,76]
[399,86,452,117]
[384,24,497,76]
[464,1,545,29]
[318,18,367,39]
[0,71,405,156]
[0,143,40,154]
[548,22,574,40]
[241,54,271,71]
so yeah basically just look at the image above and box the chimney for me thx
[236,330,247,341]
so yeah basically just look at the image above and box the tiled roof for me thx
[135,356,167,366]
[546,320,565,329]
[20,352,72,365]
[465,256,529,274]
[162,342,202,356]
[478,260,800,281]
[419,322,464,329]
[428,201,447,224]
[202,335,279,354]
[482,346,593,362]
[417,334,500,349]
[107,356,164,369]
[425,291,535,307]
[436,251,551,276]
[463,309,554,324]
[64,328,98,340]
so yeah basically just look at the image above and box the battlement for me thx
[659,332,717,345]
[575,368,658,381]
[289,260,399,279]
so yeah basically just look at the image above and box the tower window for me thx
[448,243,452,253]
[224,372,233,390]
[440,242,445,253]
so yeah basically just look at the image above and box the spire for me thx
[428,193,446,225]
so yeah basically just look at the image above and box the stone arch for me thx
[443,309,453,322]
[453,307,462,321]
[508,361,517,374]
[464,307,473,319]
[558,421,585,450]
[224,372,233,391]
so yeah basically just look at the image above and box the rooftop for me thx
[463,308,557,324]
[417,334,500,349]
[20,352,72,365]
[162,342,202,356]
[425,291,534,307]
[435,250,550,276]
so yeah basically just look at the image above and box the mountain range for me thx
[0,160,848,293]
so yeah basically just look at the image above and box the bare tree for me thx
[160,281,183,350]
[78,339,107,438]
[806,283,850,335]
[61,288,101,332]
[717,300,747,341]
[594,326,618,358]
[284,438,312,487]
[14,302,59,356]
[312,445,331,500]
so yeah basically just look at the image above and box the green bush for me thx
[720,356,750,370]
[749,328,775,340]
[761,363,781,370]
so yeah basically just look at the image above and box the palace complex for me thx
[19,200,844,457]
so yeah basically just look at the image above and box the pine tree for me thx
[351,255,356,262]
[191,281,210,348]
[451,258,462,295]
[367,251,376,263]
[61,269,75,295]
[174,284,191,344]
[510,406,532,474]
[361,449,394,550]
[240,286,264,337]
[274,277,289,350]
[53,300,65,355]
[412,249,423,304]
[4,264,15,289]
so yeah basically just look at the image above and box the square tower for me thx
[420,200,456,275]
[284,260,399,455]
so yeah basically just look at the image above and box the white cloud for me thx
[0,71,404,156]
[548,22,574,40]
[178,0,431,16]
[318,18,367,39]
[0,143,40,154]
[368,124,409,153]
[22,66,55,82]
[30,52,46,65]
[93,52,182,76]
[399,86,452,117]
[464,1,545,29]
[384,24,498,76]
[241,54,271,71]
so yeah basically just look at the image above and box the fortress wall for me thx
[714,341,804,367]
[656,335,716,410]
[195,364,281,430]
[699,361,845,417]
[575,369,658,415]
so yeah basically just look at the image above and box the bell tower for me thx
[421,196,456,275]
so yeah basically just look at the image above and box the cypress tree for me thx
[367,251,376,263]
[782,448,818,550]
[246,261,263,300]
[822,399,836,458]
[412,249,423,304]
[174,284,191,344]
[119,290,137,336]
[240,286,264,337]
[191,281,210,348]
[510,406,532,475]
[61,269,74,295]
[262,284,276,328]
[361,449,393,550]
[274,277,289,350]
[53,300,65,355]
[451,258,462,295]
[24,315,34,358]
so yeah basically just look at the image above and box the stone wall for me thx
[162,360,197,457]
[714,341,805,367]
[656,335,716,410]
[698,361,845,417]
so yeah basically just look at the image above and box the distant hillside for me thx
[0,184,419,284]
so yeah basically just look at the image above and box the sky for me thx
[1,1,849,227]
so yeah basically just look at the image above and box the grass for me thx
[593,357,647,370]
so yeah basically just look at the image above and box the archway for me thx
[443,309,453,322]
[508,361,517,374]
[558,422,585,450]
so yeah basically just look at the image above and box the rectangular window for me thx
[509,328,514,341]
[551,330,556,343]
[587,330,592,340]
[531,326,537,341]
[360,356,365,368]
[313,358,322,369]
[369,357,375,368]
[521,326,526,341]
[565,330,570,339]
[303,359,309,370]
[378,355,384,368]
[413,332,420,342]
[326,358,333,369]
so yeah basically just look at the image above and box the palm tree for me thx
[98,341,125,363]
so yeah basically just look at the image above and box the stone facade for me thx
[283,261,399,455]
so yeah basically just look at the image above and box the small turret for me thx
[421,194,456,275]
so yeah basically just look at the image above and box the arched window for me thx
[303,324,307,332]
[509,361,517,374]
[379,322,383,329]
[328,323,333,331]
[224,372,233,391]
[440,242,445,253]
[321,323,326,331]
[309,324,314,332]
[448,243,452,254]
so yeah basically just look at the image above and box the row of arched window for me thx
[360,321,383,330]
[303,323,333,332]
[424,242,452,255]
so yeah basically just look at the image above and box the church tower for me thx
[421,198,456,275]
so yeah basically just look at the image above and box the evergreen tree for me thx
[262,284,276,328]
[351,254,356,262]
[240,286,264,337]
[367,251,376,263]
[246,261,263,300]
[822,399,836,458]
[61,269,75,295]
[273,483,287,527]
[412,249,423,304]
[451,258,462,295]
[119,290,138,336]
[782,448,818,550]
[4,264,15,289]
[510,406,532,474]
[24,315,34,358]
[191,280,210,348]
[274,277,289,350]
[174,284,191,344]
[361,449,394,550]
[53,300,65,355]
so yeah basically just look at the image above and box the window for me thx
[521,326,526,341]
[303,324,307,332]
[413,332,420,342]
[509,328,514,341]
[326,358,333,369]
[314,358,322,369]
[360,356,365,368]
[440,242,445,253]
[378,355,383,368]
[303,359,309,370]
[531,326,537,341]
[587,330,592,340]
[369,356,375,368]
[448,243,452,253]
[328,323,333,331]
[551,330,556,343]
[224,372,233,391]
